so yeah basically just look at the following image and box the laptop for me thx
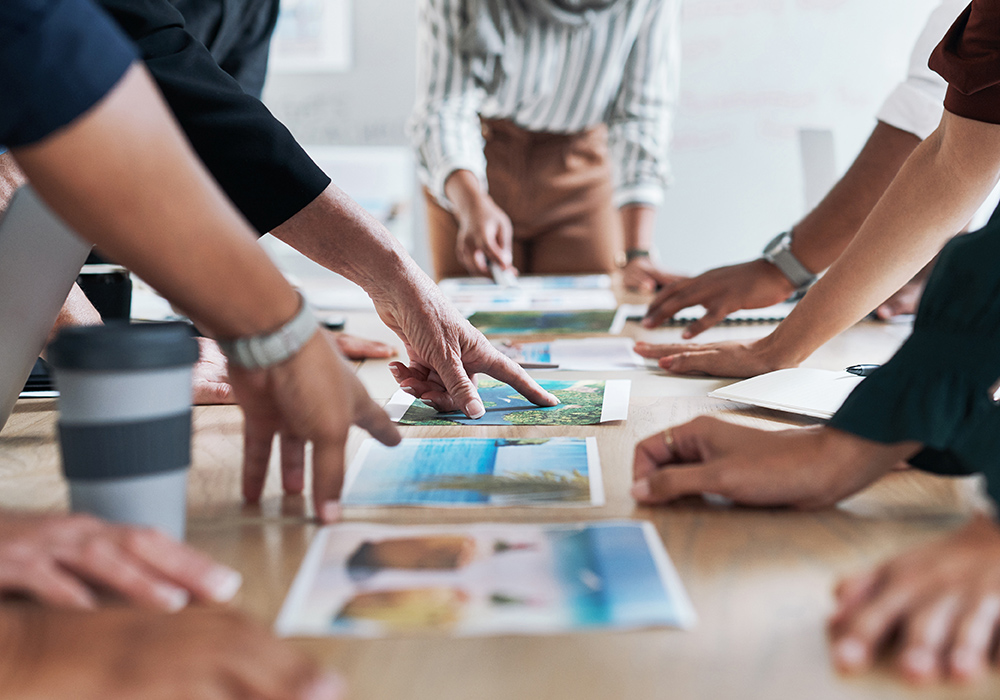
[0,185,91,430]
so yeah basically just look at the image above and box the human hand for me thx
[227,331,401,523]
[454,194,515,276]
[874,257,935,320]
[633,336,792,378]
[621,257,685,293]
[0,511,242,611]
[328,331,397,360]
[0,605,342,700]
[642,259,794,338]
[829,514,1000,684]
[192,337,233,405]
[631,417,919,507]
[373,280,558,418]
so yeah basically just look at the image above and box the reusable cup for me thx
[48,322,199,540]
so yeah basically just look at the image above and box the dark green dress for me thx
[829,210,1000,504]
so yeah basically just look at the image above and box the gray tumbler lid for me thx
[49,322,199,371]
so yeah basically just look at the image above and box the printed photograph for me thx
[275,521,697,638]
[467,309,619,336]
[341,436,603,507]
[396,379,613,426]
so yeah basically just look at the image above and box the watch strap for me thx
[217,293,320,370]
[762,231,817,290]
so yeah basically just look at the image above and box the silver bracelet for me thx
[216,293,320,370]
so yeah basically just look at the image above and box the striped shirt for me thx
[408,0,680,209]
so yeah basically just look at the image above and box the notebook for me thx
[708,368,864,420]
[622,301,796,327]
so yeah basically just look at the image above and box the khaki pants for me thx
[426,118,623,280]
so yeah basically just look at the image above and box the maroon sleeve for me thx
[929,0,1000,125]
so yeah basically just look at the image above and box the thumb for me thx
[436,357,485,419]
[660,351,714,376]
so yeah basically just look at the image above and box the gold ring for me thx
[662,427,675,452]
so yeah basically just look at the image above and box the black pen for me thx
[846,364,880,377]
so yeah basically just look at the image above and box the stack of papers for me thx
[440,275,617,313]
[708,368,864,419]
[493,337,644,371]
[276,521,695,637]
[468,308,629,336]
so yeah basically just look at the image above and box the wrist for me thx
[821,426,922,476]
[761,230,817,292]
[216,292,320,370]
[444,170,489,221]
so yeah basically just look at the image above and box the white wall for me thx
[262,0,941,275]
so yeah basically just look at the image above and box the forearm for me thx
[443,169,488,215]
[790,121,921,273]
[766,112,1000,363]
[12,65,297,340]
[271,181,430,303]
[620,204,657,252]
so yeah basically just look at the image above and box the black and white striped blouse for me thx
[408,0,680,209]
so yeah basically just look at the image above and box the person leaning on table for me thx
[633,0,999,380]
[0,0,392,697]
[638,0,971,341]
[409,0,681,290]
[633,0,1000,683]
[36,0,558,507]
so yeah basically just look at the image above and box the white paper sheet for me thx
[494,337,644,371]
[708,368,864,419]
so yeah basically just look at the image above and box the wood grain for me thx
[0,314,996,699]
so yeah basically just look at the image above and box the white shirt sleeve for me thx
[407,0,488,208]
[607,0,681,208]
[875,0,968,140]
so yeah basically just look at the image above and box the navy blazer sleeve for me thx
[0,0,136,148]
[98,0,331,234]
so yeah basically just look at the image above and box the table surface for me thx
[2,294,996,700]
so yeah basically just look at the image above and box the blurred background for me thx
[259,0,941,278]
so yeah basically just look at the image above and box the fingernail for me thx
[546,392,560,405]
[641,319,654,328]
[389,365,400,378]
[834,638,866,671]
[682,331,692,339]
[156,585,190,613]
[660,357,673,369]
[302,674,345,700]
[465,399,485,419]
[903,647,935,677]
[631,479,651,501]
[205,567,243,603]
[321,501,341,523]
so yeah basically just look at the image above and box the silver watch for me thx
[217,293,320,370]
[761,230,817,291]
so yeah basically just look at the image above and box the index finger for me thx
[642,280,696,328]
[477,351,559,407]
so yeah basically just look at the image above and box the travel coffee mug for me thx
[48,322,199,540]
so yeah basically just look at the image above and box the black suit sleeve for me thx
[99,0,331,234]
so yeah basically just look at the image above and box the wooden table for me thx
[2,309,996,700]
